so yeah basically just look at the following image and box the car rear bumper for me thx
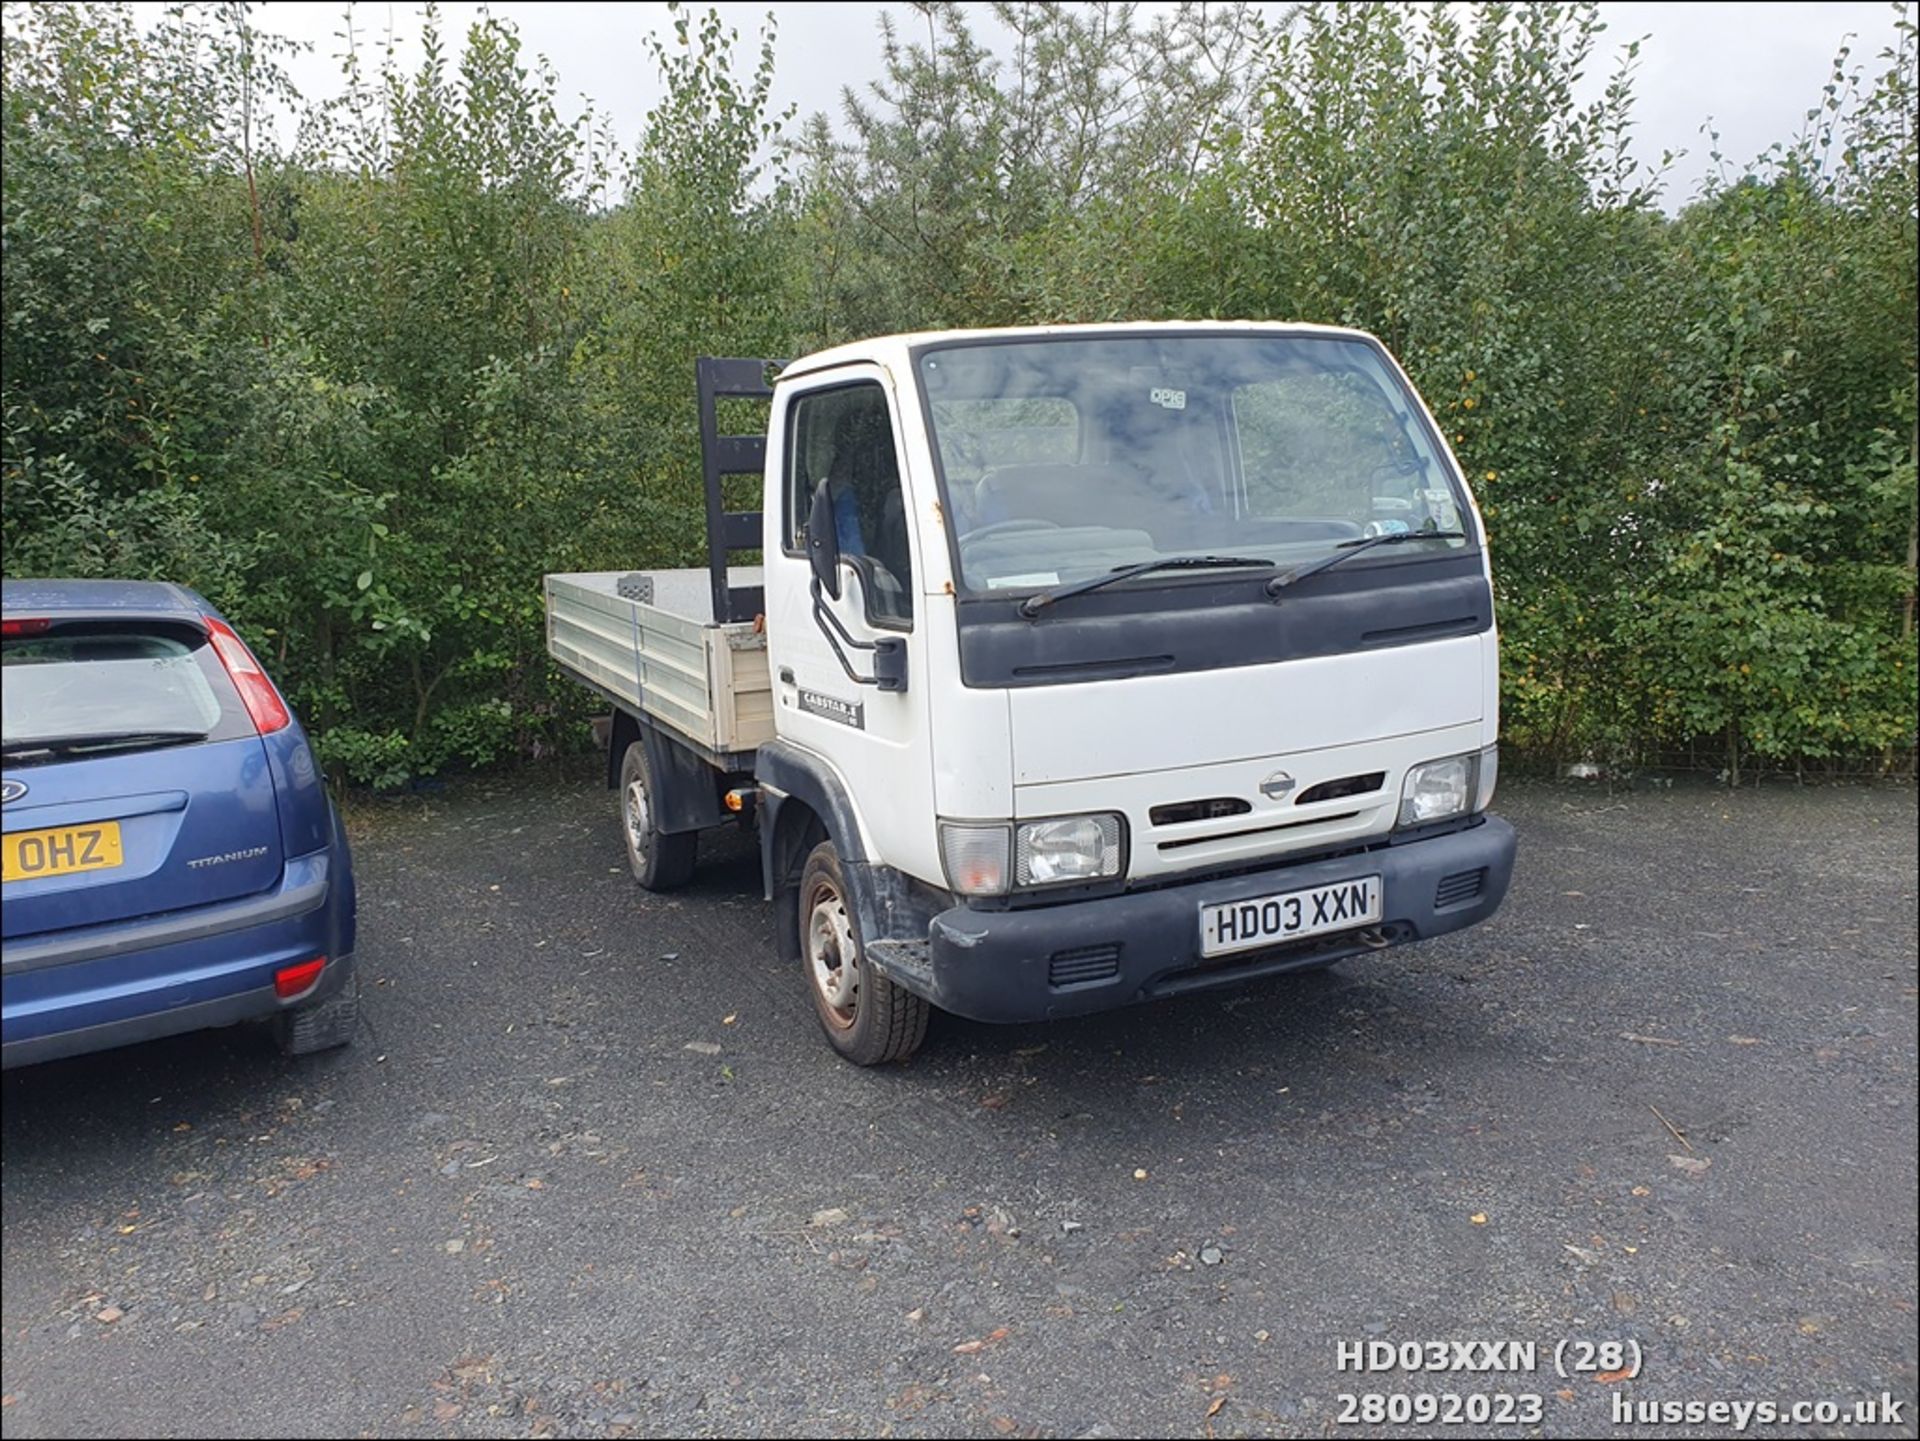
[895,816,1516,1023]
[1,952,355,1068]
[1,848,354,1068]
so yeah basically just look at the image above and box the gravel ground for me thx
[2,772,1915,1439]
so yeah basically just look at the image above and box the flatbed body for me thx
[543,569,772,766]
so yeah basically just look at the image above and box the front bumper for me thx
[896,815,1515,1023]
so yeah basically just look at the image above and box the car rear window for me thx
[1,625,253,751]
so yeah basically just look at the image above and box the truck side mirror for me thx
[806,479,842,602]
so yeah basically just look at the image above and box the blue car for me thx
[2,579,358,1067]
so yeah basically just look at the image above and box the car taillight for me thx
[275,957,326,999]
[1,617,53,637]
[203,615,292,734]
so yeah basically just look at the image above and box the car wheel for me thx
[276,972,360,1056]
[798,840,928,1065]
[619,739,697,891]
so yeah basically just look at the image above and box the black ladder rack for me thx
[695,356,784,625]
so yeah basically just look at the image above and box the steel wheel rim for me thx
[806,880,859,1027]
[624,776,652,867]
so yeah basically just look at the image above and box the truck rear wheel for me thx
[620,740,697,891]
[799,840,928,1065]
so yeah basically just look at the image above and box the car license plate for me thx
[1199,875,1382,958]
[2,821,124,883]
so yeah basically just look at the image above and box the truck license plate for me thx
[1199,875,1382,958]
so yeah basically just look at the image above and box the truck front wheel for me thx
[619,740,697,891]
[799,840,928,1065]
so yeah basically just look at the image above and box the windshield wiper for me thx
[1018,555,1275,619]
[1,729,208,762]
[1264,530,1467,598]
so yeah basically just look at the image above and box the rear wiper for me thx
[1,729,208,761]
[1264,531,1467,598]
[1019,555,1275,619]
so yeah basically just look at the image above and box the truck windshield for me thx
[918,333,1472,597]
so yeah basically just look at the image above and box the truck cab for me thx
[548,321,1515,1065]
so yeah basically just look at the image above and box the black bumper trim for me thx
[888,816,1516,1023]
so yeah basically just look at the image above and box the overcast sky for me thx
[128,1,1906,202]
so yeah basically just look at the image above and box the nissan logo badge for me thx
[1259,772,1296,799]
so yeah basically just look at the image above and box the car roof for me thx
[1,578,208,617]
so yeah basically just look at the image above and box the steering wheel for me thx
[960,519,1063,545]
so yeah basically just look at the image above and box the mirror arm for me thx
[809,577,908,693]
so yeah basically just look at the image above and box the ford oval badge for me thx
[0,780,26,805]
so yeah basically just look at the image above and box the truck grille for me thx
[1149,796,1251,826]
[1157,811,1361,853]
[1435,868,1487,907]
[1294,771,1386,804]
[1049,943,1122,989]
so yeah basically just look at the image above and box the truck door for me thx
[764,367,939,885]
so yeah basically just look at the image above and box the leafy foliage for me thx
[3,1,1914,784]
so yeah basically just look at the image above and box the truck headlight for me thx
[1400,753,1476,826]
[938,813,1127,896]
[1015,813,1124,886]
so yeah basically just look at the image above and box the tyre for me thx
[275,972,360,1056]
[619,739,697,891]
[798,840,929,1065]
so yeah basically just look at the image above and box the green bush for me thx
[4,2,1914,783]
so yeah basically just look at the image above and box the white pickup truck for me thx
[546,322,1516,1064]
